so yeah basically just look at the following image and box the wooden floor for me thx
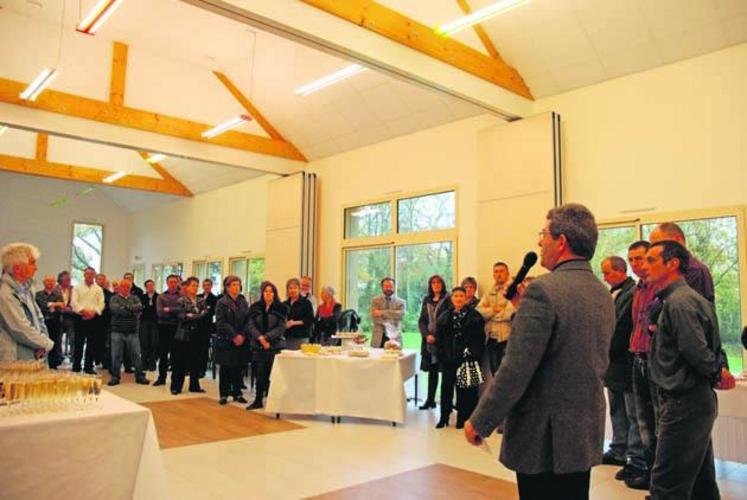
[306,463,519,500]
[142,397,304,448]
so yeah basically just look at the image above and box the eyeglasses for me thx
[538,229,550,239]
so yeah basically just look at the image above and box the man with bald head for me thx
[649,222,714,303]
[36,275,65,368]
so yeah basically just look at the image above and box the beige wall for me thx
[0,172,130,282]
[533,43,747,221]
[128,175,276,278]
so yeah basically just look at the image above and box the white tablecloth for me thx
[713,381,747,463]
[266,349,417,423]
[0,391,167,500]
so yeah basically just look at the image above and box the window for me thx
[152,262,183,292]
[591,225,637,281]
[71,223,103,285]
[193,259,224,293]
[344,202,391,239]
[131,263,145,288]
[229,256,265,303]
[398,191,456,233]
[342,189,457,350]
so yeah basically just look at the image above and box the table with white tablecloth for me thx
[266,348,417,424]
[0,391,167,500]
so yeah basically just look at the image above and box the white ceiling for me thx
[380,0,747,98]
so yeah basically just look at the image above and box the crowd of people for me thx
[0,201,737,500]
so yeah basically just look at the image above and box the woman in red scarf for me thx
[313,285,342,345]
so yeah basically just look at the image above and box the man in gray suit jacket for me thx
[465,203,615,500]
[370,277,405,348]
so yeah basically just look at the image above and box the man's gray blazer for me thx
[470,260,615,475]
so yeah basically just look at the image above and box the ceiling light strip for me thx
[201,115,252,139]
[436,0,531,36]
[146,153,167,164]
[77,0,124,35]
[20,68,59,101]
[103,171,127,183]
[0,126,7,136]
[294,64,367,97]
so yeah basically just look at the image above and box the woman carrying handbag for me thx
[435,286,485,429]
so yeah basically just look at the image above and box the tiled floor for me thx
[103,370,747,500]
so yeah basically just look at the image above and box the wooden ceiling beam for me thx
[213,71,308,161]
[0,152,193,197]
[300,0,532,100]
[35,133,49,161]
[455,0,503,61]
[110,42,128,107]
[137,151,194,196]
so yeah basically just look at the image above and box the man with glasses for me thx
[465,203,615,500]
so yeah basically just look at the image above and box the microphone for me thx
[505,252,538,300]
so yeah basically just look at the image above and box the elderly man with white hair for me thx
[0,242,55,361]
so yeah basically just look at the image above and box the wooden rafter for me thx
[110,41,128,107]
[0,40,307,162]
[300,0,532,99]
[136,151,193,196]
[455,0,502,61]
[213,71,308,162]
[0,135,192,197]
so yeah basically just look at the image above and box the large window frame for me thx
[192,258,225,294]
[597,205,747,374]
[228,254,266,304]
[341,188,459,347]
[151,261,184,292]
[70,222,104,285]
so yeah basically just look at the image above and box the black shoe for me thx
[246,400,263,410]
[107,379,120,386]
[124,367,134,373]
[435,420,449,429]
[602,451,627,466]
[240,383,247,389]
[219,398,228,405]
[135,378,150,385]
[84,369,96,375]
[615,464,646,481]
[153,379,166,386]
[170,389,181,395]
[418,401,436,410]
[189,387,206,393]
[455,421,464,429]
[624,472,650,490]
[234,396,248,404]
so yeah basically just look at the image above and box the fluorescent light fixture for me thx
[436,0,530,36]
[76,0,124,35]
[201,115,252,139]
[102,171,127,183]
[20,68,58,101]
[294,64,367,97]
[145,153,167,164]
[0,126,7,136]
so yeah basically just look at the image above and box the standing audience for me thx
[300,275,318,314]
[460,277,480,309]
[171,277,207,395]
[56,270,75,361]
[154,274,181,386]
[71,266,105,374]
[198,278,218,376]
[370,277,406,348]
[0,243,54,361]
[35,274,64,368]
[139,279,159,371]
[283,278,314,350]
[435,286,484,428]
[109,279,149,386]
[215,275,249,405]
[417,275,449,411]
[477,263,515,375]
[247,281,287,410]
[313,285,342,345]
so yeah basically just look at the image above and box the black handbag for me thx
[456,348,483,389]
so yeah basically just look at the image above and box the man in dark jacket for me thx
[465,203,615,500]
[155,275,181,386]
[109,279,149,386]
[124,272,144,299]
[197,279,218,376]
[600,256,646,481]
[35,275,64,368]
[139,279,159,371]
[645,241,721,500]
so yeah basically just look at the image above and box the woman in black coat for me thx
[313,285,342,345]
[417,275,450,410]
[246,281,287,410]
[435,286,485,429]
[172,277,208,395]
[215,275,250,405]
[283,278,314,350]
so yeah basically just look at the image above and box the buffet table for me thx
[266,348,417,424]
[0,391,167,500]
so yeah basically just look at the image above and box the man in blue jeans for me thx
[600,256,647,481]
[109,279,149,386]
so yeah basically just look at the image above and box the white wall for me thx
[533,42,747,221]
[0,172,130,281]
[128,174,277,277]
